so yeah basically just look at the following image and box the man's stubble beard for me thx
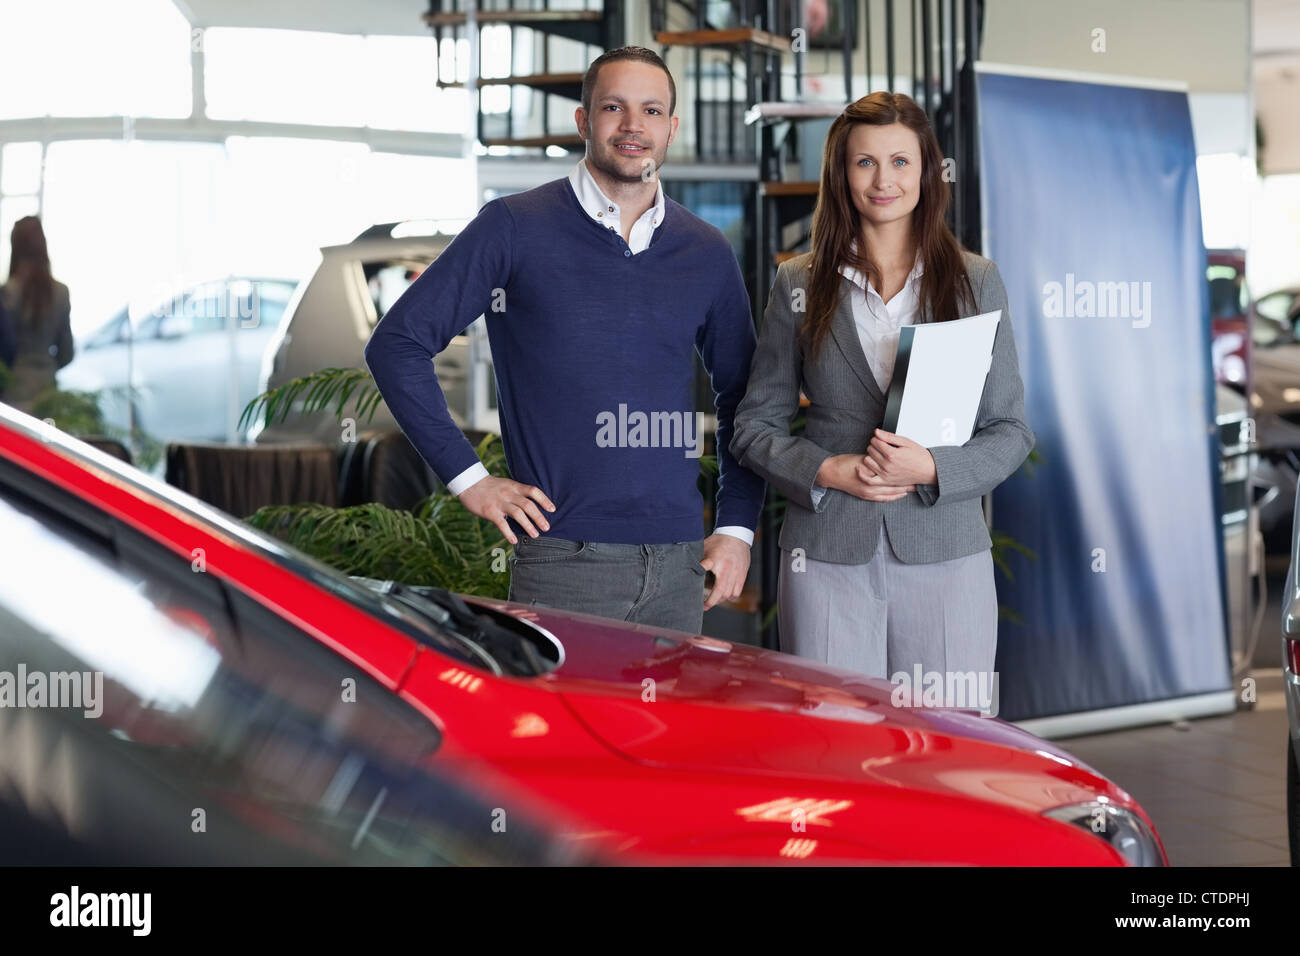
[587,138,669,186]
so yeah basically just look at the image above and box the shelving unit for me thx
[425,1,623,153]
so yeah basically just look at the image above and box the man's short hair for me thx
[581,45,676,117]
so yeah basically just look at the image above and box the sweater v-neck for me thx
[561,176,671,256]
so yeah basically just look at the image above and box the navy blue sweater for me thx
[363,177,765,544]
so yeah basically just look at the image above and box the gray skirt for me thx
[777,521,997,682]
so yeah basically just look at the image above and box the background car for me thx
[250,222,499,446]
[1277,473,1300,864]
[0,403,1169,865]
[1242,287,1300,552]
[60,278,296,445]
[1255,286,1300,334]
[1208,249,1252,387]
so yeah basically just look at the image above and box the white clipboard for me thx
[880,309,1001,447]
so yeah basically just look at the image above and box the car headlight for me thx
[1043,801,1165,866]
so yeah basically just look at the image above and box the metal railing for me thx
[427,0,621,150]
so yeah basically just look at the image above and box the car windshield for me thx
[120,279,297,338]
[1252,314,1293,348]
[1207,264,1249,319]
[82,310,129,348]
[363,259,427,323]
[1256,291,1299,329]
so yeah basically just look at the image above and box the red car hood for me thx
[470,598,1128,817]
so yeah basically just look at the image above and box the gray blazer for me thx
[730,250,1034,565]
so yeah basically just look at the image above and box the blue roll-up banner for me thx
[976,66,1233,724]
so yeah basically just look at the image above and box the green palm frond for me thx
[246,495,513,599]
[1018,445,1044,477]
[990,530,1037,584]
[29,387,105,430]
[997,605,1024,625]
[245,433,517,598]
[239,366,385,432]
[475,431,510,478]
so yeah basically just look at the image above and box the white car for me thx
[250,222,499,446]
[62,278,296,444]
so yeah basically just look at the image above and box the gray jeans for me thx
[507,536,707,634]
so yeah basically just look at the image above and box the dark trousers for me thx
[507,536,707,634]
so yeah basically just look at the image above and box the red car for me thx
[0,404,1167,865]
[1208,248,1252,387]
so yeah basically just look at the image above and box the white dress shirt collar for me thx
[839,240,924,299]
[568,159,665,253]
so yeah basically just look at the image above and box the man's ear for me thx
[667,114,679,147]
[574,107,588,140]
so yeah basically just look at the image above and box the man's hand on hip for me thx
[459,476,555,544]
[701,533,750,611]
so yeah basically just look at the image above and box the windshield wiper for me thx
[351,578,548,677]
[398,585,550,677]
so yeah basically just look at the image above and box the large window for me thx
[40,136,473,333]
[0,10,478,456]
[204,28,467,134]
[0,142,43,273]
[0,0,191,120]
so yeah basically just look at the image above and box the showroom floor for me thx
[1061,669,1290,866]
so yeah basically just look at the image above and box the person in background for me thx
[0,287,15,389]
[2,216,74,414]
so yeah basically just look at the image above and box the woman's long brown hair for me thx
[801,91,974,359]
[8,216,54,323]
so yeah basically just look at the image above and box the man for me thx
[364,46,764,634]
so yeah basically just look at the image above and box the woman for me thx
[730,92,1033,691]
[2,216,74,414]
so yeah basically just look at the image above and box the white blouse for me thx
[838,255,925,395]
[809,254,924,508]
